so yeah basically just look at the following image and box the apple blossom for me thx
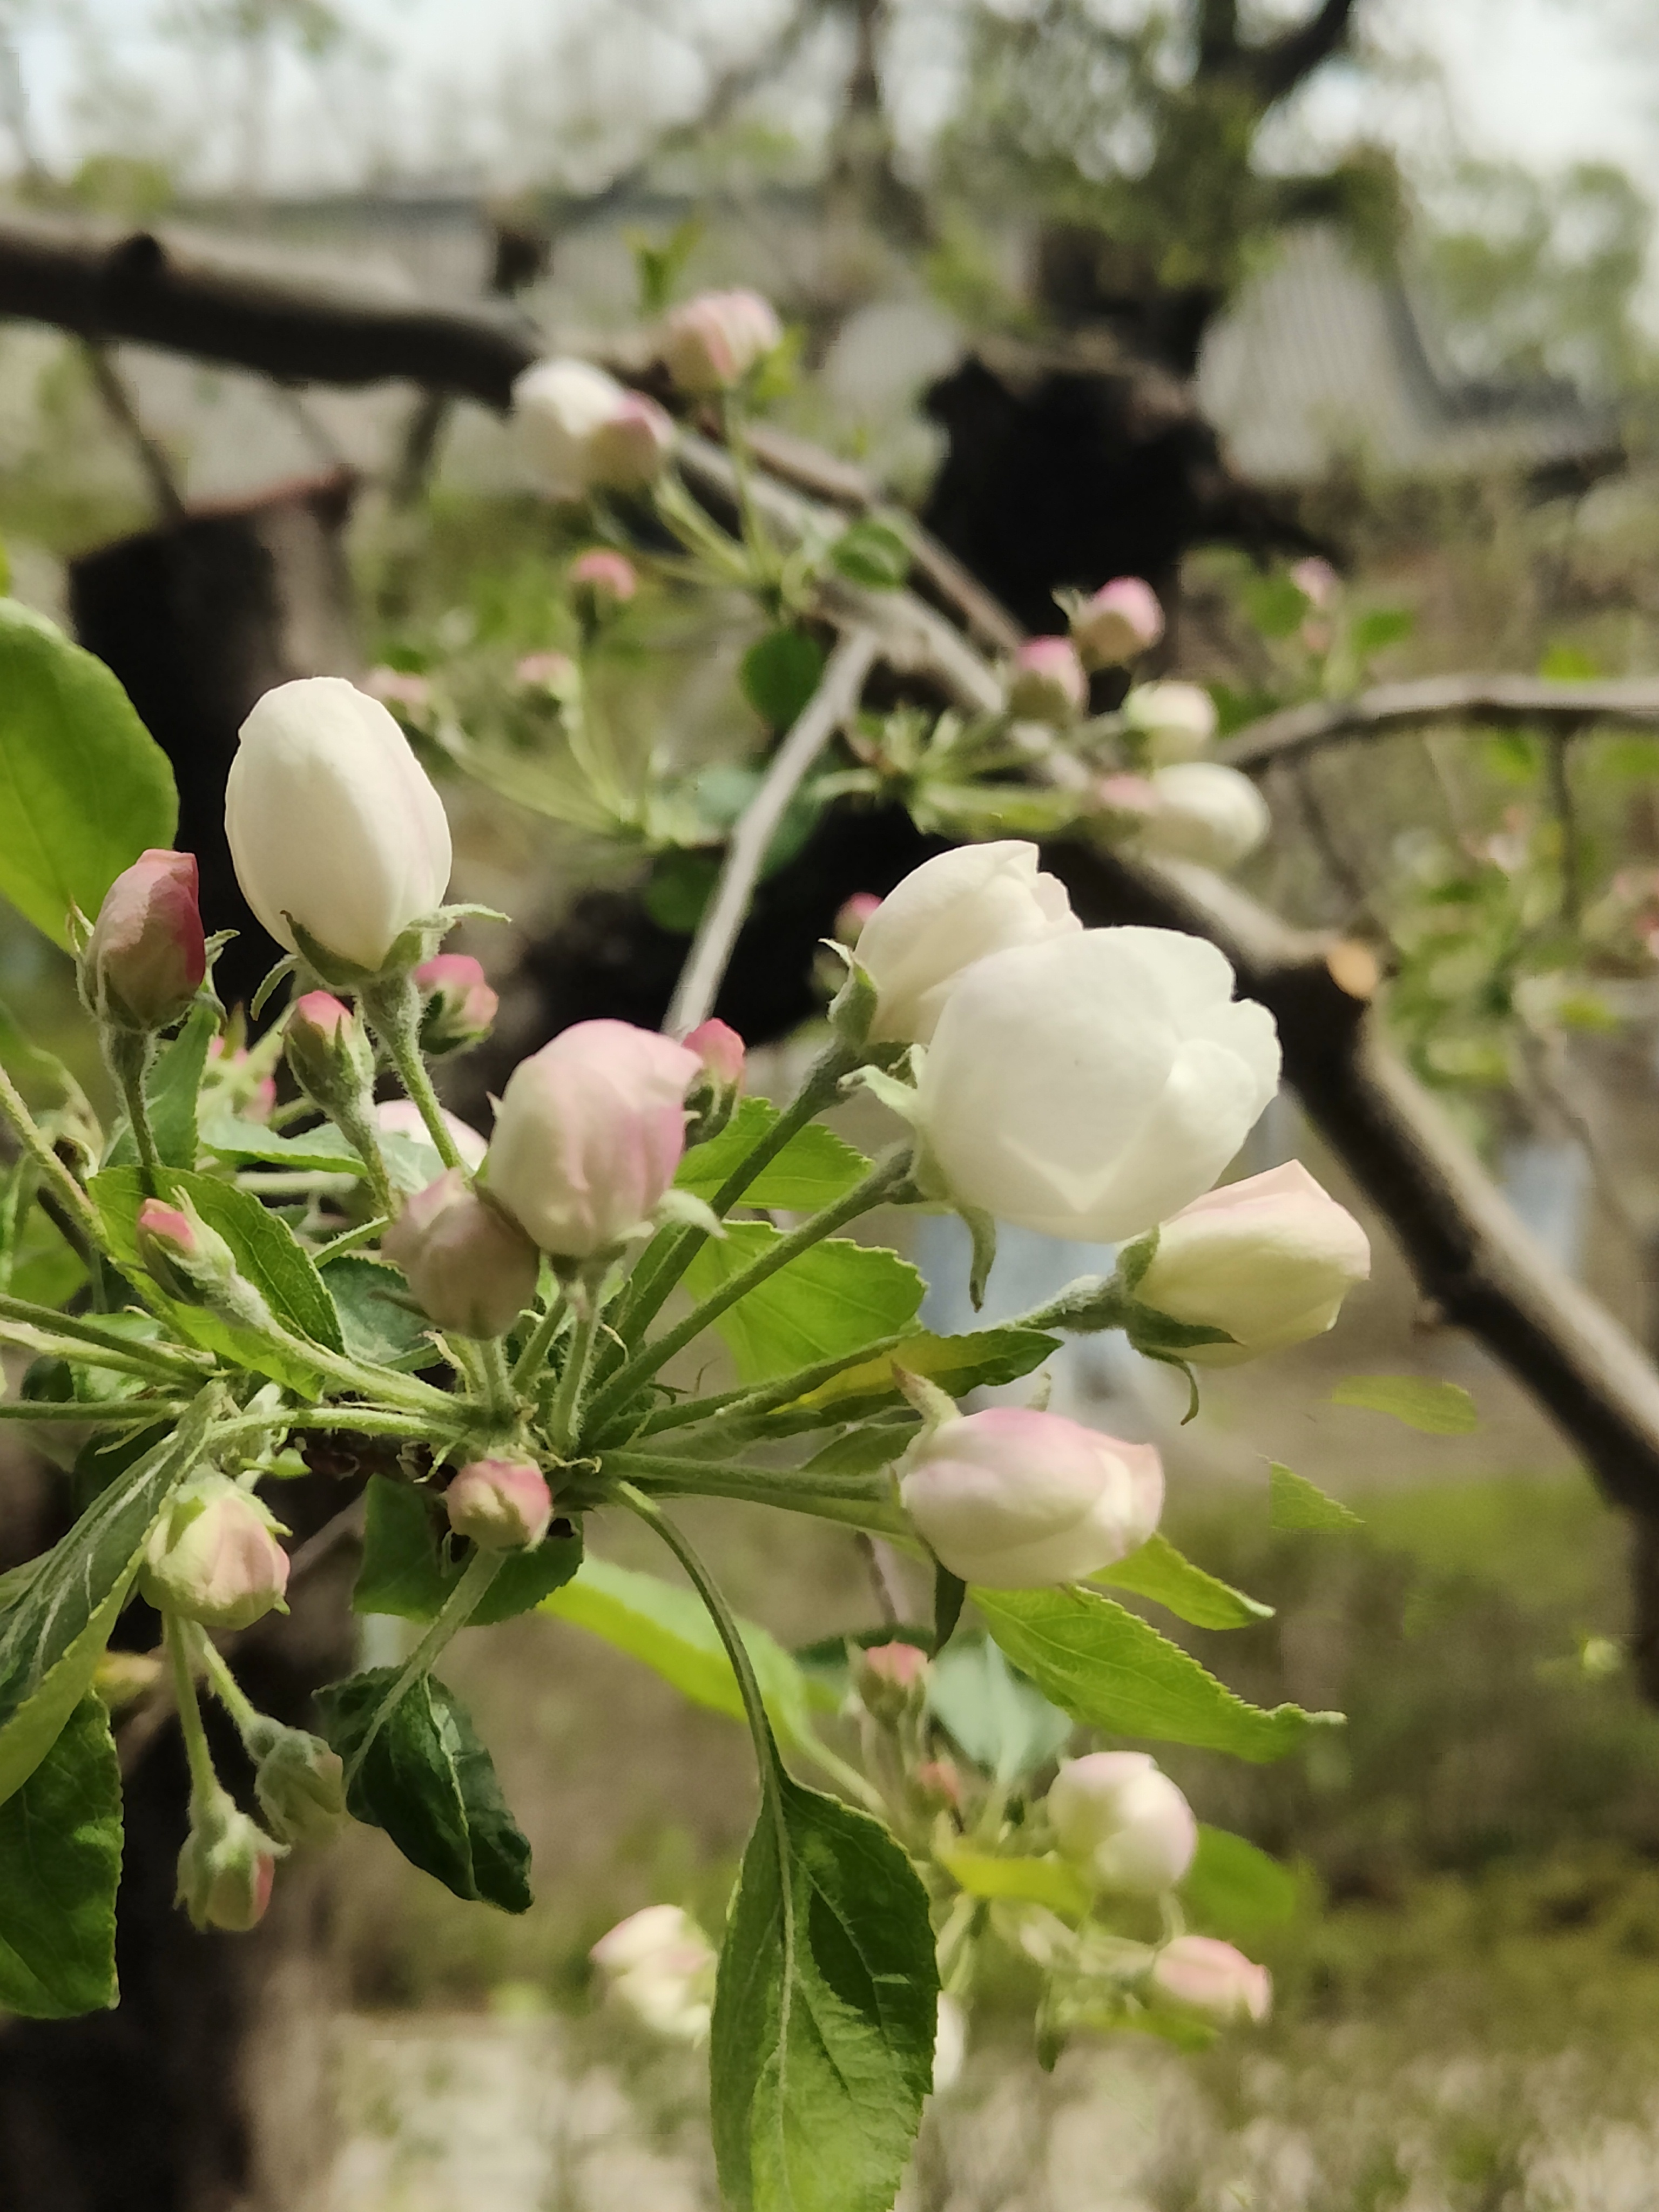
[252,1727,348,1847]
[914,927,1280,1242]
[660,288,782,393]
[900,1406,1163,1588]
[226,678,452,973]
[591,1904,717,2042]
[177,1796,284,1932]
[376,1097,489,1173]
[1291,556,1340,611]
[1007,637,1087,724]
[1069,577,1164,669]
[1150,1934,1272,2022]
[1134,1160,1371,1364]
[1122,680,1218,763]
[284,991,374,1121]
[1142,762,1271,870]
[512,358,675,497]
[141,1472,291,1630]
[1047,1751,1197,1894]
[684,1016,745,1090]
[854,841,1080,1046]
[382,1169,539,1339]
[569,548,638,605]
[83,848,205,1031]
[415,953,498,1055]
[486,1020,701,1260]
[445,1458,554,1550]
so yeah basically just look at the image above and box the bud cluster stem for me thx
[362,975,467,1175]
[164,1608,222,1809]
[0,1057,100,1243]
[510,1289,568,1393]
[548,1283,602,1454]
[106,1029,163,1189]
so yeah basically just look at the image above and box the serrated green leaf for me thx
[0,1695,122,2016]
[0,600,177,948]
[1269,1461,1364,1532]
[1181,1824,1302,1940]
[1329,1375,1477,1435]
[198,1114,434,1193]
[682,1222,923,1386]
[975,1586,1338,1763]
[740,628,826,729]
[711,1771,937,2212]
[936,1844,1090,1919]
[353,1476,582,1627]
[927,1634,1073,1783]
[316,1667,531,1911]
[677,1097,871,1211]
[148,1002,217,1169]
[323,1255,436,1371]
[1097,1532,1273,1628]
[0,1386,221,1804]
[541,1557,821,1756]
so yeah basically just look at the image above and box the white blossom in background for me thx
[1123,680,1218,764]
[591,1905,717,2043]
[661,288,782,392]
[512,358,675,497]
[1151,1935,1272,2022]
[1142,762,1271,871]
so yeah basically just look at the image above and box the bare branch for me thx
[1245,0,1358,105]
[1221,675,1659,772]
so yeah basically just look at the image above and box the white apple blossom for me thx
[512,358,675,497]
[1142,763,1271,871]
[1047,1752,1197,1894]
[1122,680,1218,763]
[591,1905,716,2042]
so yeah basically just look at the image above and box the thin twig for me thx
[80,339,187,524]
[664,626,879,1036]
[1222,675,1659,771]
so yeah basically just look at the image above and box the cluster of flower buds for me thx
[177,1790,286,1933]
[140,1468,291,1631]
[590,1904,718,2042]
[79,847,206,1034]
[512,359,676,500]
[660,289,783,394]
[444,1458,554,1550]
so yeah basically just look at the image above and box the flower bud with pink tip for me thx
[177,1793,285,1932]
[858,1640,929,1721]
[1068,577,1164,670]
[834,892,882,947]
[383,1170,539,1339]
[1132,1159,1371,1365]
[1007,637,1087,725]
[513,359,675,497]
[136,1196,241,1309]
[570,549,638,610]
[1150,1934,1272,2022]
[486,1020,702,1262]
[682,1017,745,1144]
[284,990,376,1120]
[1047,1752,1196,1894]
[141,1472,291,1630]
[415,953,498,1056]
[1290,557,1340,612]
[661,289,782,393]
[82,849,206,1033]
[251,1724,348,1847]
[445,1458,554,1550]
[900,1406,1163,1588]
[1123,680,1217,764]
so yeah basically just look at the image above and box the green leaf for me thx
[147,1002,217,1169]
[1181,1824,1302,1941]
[975,1586,1338,1763]
[90,1165,342,1393]
[740,628,827,729]
[926,1635,1073,1783]
[1097,1532,1274,1629]
[323,1255,436,1372]
[198,1114,433,1192]
[681,1223,923,1386]
[0,1695,122,2016]
[1350,606,1414,658]
[711,1771,938,2212]
[677,1098,871,1211]
[542,1557,821,1756]
[1269,1461,1364,1533]
[1240,571,1312,639]
[827,517,912,591]
[778,1325,1058,1422]
[936,1844,1090,1919]
[0,1387,220,1804]
[0,600,178,948]
[1329,1374,1477,1435]
[316,1667,531,1912]
[353,1476,582,1627]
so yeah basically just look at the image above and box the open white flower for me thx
[855,841,1079,1046]
[226,678,451,972]
[914,927,1280,1242]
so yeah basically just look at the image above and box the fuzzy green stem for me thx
[0,1291,212,1377]
[0,1058,99,1241]
[329,1103,397,1218]
[586,1147,910,1433]
[476,1336,517,1419]
[193,1624,265,1746]
[164,1610,220,1808]
[111,1034,163,1191]
[549,1286,601,1454]
[363,974,464,1174]
[510,1287,568,1393]
[604,1451,907,1534]
[621,1327,918,1449]
[0,1397,194,1422]
[344,1546,502,1788]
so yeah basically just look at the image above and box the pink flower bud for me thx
[514,359,676,498]
[661,288,783,393]
[900,1407,1163,1588]
[834,892,882,947]
[486,1020,702,1260]
[445,1458,554,1550]
[284,990,375,1122]
[1093,771,1158,820]
[916,1759,964,1813]
[1069,577,1164,670]
[570,548,638,605]
[375,1098,490,1174]
[141,1473,291,1630]
[83,849,206,1031]
[1150,1934,1272,2023]
[862,1641,930,1692]
[137,1197,196,1259]
[1007,637,1087,725]
[382,1169,539,1339]
[362,666,433,713]
[1047,1751,1196,1894]
[1134,1159,1371,1364]
[1290,556,1340,612]
[177,1794,284,1932]
[136,1196,240,1306]
[684,1017,745,1090]
[415,953,498,1055]
[515,650,577,693]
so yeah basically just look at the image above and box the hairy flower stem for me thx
[0,1290,212,1377]
[510,1288,568,1393]
[477,1336,517,1419]
[193,1625,264,1748]
[548,1285,601,1454]
[586,1147,911,1435]
[363,974,463,1174]
[164,1610,221,1810]
[107,1030,163,1191]
[344,1546,502,1789]
[0,1056,100,1243]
